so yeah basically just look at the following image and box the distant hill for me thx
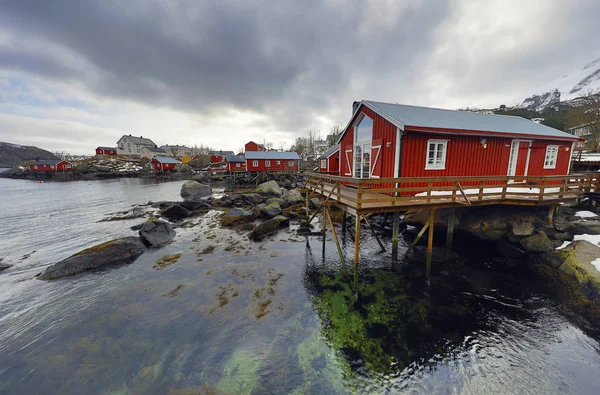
[0,142,58,168]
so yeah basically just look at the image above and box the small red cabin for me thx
[210,150,235,164]
[318,145,340,175]
[29,160,75,172]
[245,141,267,152]
[151,156,180,171]
[226,155,246,172]
[336,101,581,188]
[245,151,300,172]
[96,146,117,155]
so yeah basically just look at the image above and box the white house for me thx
[117,135,157,157]
[140,146,168,159]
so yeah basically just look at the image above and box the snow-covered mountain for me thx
[515,57,600,112]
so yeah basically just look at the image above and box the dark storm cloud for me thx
[0,0,452,131]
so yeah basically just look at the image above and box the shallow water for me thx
[1,177,600,394]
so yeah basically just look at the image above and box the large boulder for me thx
[519,231,554,253]
[265,197,288,208]
[249,215,290,241]
[38,237,147,280]
[508,217,535,236]
[254,180,282,196]
[220,209,255,226]
[161,204,192,221]
[180,200,211,211]
[138,220,176,247]
[180,181,212,202]
[241,193,264,205]
[260,201,283,218]
[309,198,321,209]
[285,188,304,204]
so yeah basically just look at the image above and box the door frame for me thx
[507,139,532,182]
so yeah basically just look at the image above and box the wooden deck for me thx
[303,173,599,215]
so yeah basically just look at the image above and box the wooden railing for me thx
[303,173,600,210]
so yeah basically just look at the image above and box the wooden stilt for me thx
[426,208,435,287]
[548,205,558,226]
[404,218,431,257]
[392,212,400,261]
[362,215,386,252]
[322,205,326,259]
[446,208,456,250]
[342,210,347,238]
[325,206,345,267]
[354,214,361,289]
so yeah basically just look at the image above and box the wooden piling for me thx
[405,218,431,257]
[325,206,345,267]
[426,208,435,287]
[322,205,326,258]
[446,208,456,250]
[354,214,361,289]
[342,210,347,238]
[392,212,400,261]
[548,205,556,225]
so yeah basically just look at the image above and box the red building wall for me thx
[339,105,399,178]
[227,162,246,172]
[246,159,299,172]
[319,153,340,174]
[96,148,117,155]
[211,155,225,163]
[245,141,266,152]
[151,160,177,171]
[29,161,75,172]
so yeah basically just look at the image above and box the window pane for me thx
[356,116,373,143]
[362,147,370,178]
[354,145,362,177]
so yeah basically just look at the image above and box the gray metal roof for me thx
[318,144,339,160]
[226,155,245,163]
[210,150,235,155]
[362,100,579,140]
[244,151,300,160]
[119,135,156,146]
[144,147,167,153]
[32,160,62,165]
[97,146,116,150]
[152,156,180,164]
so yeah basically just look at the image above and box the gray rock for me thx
[139,220,176,247]
[220,209,255,226]
[252,204,266,217]
[282,179,293,189]
[254,180,282,196]
[180,181,212,202]
[509,218,535,236]
[161,204,192,221]
[310,197,321,209]
[180,200,211,211]
[38,237,146,280]
[265,197,288,208]
[285,188,304,204]
[519,231,554,253]
[241,193,264,205]
[260,201,283,218]
[249,215,290,241]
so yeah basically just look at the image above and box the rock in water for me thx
[509,217,535,236]
[285,188,304,204]
[249,215,290,241]
[265,197,288,208]
[161,204,192,221]
[254,180,282,196]
[519,231,554,253]
[38,237,147,280]
[310,198,321,209]
[220,209,255,226]
[260,201,283,218]
[180,181,212,202]
[241,193,264,205]
[139,220,176,247]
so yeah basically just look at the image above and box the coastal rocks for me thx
[249,215,290,241]
[260,202,283,218]
[138,220,176,247]
[509,217,535,236]
[38,237,147,280]
[285,188,304,204]
[254,180,281,196]
[180,200,211,211]
[180,181,212,202]
[519,231,554,253]
[265,197,288,208]
[161,204,192,221]
[309,198,321,209]
[241,193,264,205]
[220,209,255,226]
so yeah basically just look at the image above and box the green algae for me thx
[153,253,182,270]
[74,240,118,256]
[162,283,185,298]
[216,350,261,395]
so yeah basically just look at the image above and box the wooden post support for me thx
[326,206,345,267]
[392,212,400,261]
[342,210,347,238]
[405,218,431,257]
[354,214,361,290]
[446,208,456,250]
[426,208,435,287]
[548,205,556,226]
[322,204,327,259]
[362,215,386,252]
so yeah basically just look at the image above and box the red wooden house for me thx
[226,155,246,172]
[336,101,581,187]
[245,151,300,172]
[29,160,75,172]
[96,146,117,155]
[210,150,235,164]
[151,156,180,172]
[318,145,340,175]
[245,141,267,152]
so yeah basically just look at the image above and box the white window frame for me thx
[252,160,258,167]
[425,139,448,170]
[353,114,373,178]
[288,161,294,166]
[236,163,241,168]
[265,160,271,167]
[50,165,55,169]
[276,160,280,165]
[320,159,327,168]
[34,165,38,169]
[543,145,559,169]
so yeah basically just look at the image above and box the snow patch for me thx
[575,211,598,218]
[557,234,600,250]
[415,187,559,197]
[591,258,600,272]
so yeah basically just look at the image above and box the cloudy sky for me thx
[0,0,599,154]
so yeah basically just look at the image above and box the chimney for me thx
[352,101,360,115]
